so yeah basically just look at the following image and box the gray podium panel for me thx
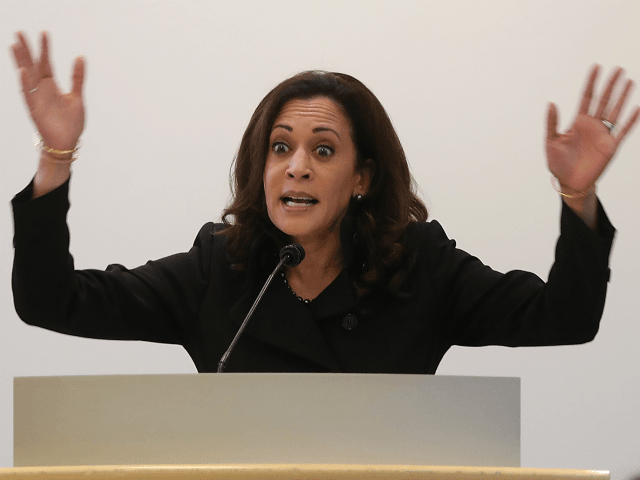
[14,374,520,467]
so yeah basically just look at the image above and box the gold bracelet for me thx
[550,175,595,199]
[33,132,81,161]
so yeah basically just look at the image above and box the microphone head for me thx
[280,244,305,267]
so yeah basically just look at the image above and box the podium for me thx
[1,374,609,479]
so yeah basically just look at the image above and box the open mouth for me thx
[281,196,319,207]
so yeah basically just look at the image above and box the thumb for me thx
[71,56,85,96]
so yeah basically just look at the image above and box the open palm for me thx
[546,66,639,193]
[11,32,85,152]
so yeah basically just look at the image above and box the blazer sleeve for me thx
[11,178,213,344]
[423,200,615,347]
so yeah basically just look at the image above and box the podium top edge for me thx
[0,464,608,479]
[13,373,521,380]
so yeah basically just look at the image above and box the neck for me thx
[285,230,344,300]
[291,231,343,277]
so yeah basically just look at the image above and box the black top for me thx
[11,179,615,373]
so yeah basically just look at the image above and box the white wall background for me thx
[1,0,639,477]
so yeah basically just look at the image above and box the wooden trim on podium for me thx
[0,464,610,479]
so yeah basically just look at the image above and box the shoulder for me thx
[193,222,226,241]
[404,219,457,251]
[193,222,230,245]
[190,222,235,268]
[403,220,482,282]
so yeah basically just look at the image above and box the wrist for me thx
[550,177,598,230]
[561,188,598,231]
[33,152,72,199]
[31,132,81,199]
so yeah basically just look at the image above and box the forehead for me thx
[273,97,350,130]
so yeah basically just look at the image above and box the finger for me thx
[614,106,640,145]
[11,37,32,70]
[19,67,35,96]
[579,64,599,115]
[71,56,85,95]
[18,32,34,63]
[546,103,559,141]
[14,32,34,68]
[606,79,634,125]
[12,34,41,94]
[19,67,41,104]
[39,31,54,79]
[595,67,623,120]
[11,43,23,70]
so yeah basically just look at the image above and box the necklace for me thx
[280,272,312,304]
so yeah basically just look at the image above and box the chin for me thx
[274,223,313,241]
[268,219,314,243]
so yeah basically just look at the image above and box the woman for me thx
[11,32,639,373]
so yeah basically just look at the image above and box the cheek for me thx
[334,170,358,197]
[263,161,281,212]
[263,161,275,196]
[326,176,355,215]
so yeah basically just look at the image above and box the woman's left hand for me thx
[546,65,639,195]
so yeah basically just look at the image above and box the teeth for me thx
[283,197,317,207]
[284,199,314,207]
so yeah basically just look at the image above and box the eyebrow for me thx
[272,124,341,140]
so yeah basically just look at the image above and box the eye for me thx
[315,145,334,157]
[271,142,289,154]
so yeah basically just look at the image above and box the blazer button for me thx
[342,314,358,331]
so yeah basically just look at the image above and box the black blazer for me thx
[12,180,615,374]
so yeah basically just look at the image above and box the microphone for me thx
[280,243,305,267]
[217,244,305,372]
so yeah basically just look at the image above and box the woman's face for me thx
[263,96,368,245]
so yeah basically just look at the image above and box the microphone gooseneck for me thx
[217,243,305,373]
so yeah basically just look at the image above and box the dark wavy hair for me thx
[219,70,428,299]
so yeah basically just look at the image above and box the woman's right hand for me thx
[11,31,85,152]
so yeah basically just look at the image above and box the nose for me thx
[285,148,313,179]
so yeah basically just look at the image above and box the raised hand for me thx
[11,31,85,153]
[546,65,639,195]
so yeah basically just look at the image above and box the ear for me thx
[354,159,374,197]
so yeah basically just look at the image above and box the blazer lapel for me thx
[229,234,341,372]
